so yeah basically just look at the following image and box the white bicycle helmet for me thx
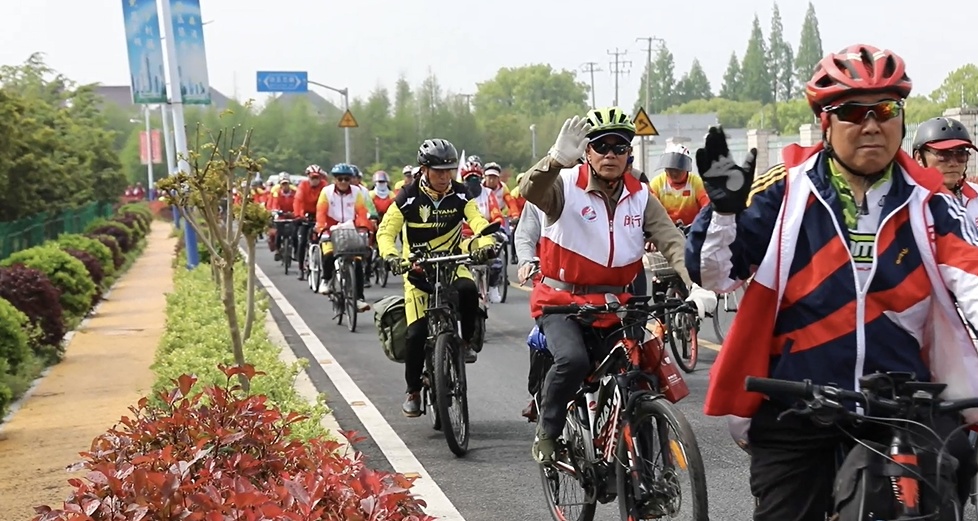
[277,172,291,184]
[657,142,693,172]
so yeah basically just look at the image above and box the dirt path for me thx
[0,222,176,521]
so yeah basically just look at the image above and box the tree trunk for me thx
[242,237,257,343]
[220,259,250,392]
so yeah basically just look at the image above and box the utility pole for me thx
[581,62,603,108]
[456,93,474,108]
[607,48,631,107]
[636,36,663,173]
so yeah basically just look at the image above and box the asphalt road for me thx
[255,243,763,521]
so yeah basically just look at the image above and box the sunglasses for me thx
[590,141,631,155]
[824,100,904,124]
[926,148,971,163]
[334,176,352,182]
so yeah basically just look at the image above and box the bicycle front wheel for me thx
[345,259,358,333]
[434,332,468,456]
[666,285,698,373]
[616,397,709,520]
[283,237,292,275]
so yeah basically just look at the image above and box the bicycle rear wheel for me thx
[345,259,358,332]
[434,332,468,456]
[308,245,322,293]
[616,397,709,520]
[498,250,509,303]
[379,258,389,288]
[283,237,292,275]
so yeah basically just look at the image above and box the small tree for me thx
[157,112,270,392]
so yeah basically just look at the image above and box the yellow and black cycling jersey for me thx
[377,179,493,259]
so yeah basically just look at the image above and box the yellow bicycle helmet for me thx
[585,106,636,142]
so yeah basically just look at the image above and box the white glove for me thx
[685,283,717,320]
[548,116,591,167]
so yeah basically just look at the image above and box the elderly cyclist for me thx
[520,106,715,464]
[912,117,978,228]
[686,44,978,520]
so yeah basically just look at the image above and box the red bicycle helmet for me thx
[304,164,325,177]
[805,44,913,114]
[461,161,484,179]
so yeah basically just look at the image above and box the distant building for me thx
[634,112,750,172]
[93,85,232,112]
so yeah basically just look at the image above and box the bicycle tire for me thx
[616,397,709,520]
[345,260,358,333]
[712,301,724,343]
[283,237,292,275]
[308,245,322,293]
[434,332,468,456]
[333,261,345,326]
[539,411,597,521]
[666,285,698,373]
[379,259,389,288]
[499,250,509,303]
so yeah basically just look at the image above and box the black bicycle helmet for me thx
[911,117,977,153]
[417,138,459,170]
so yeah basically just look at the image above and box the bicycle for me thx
[710,278,750,343]
[272,214,297,275]
[325,227,371,333]
[536,295,709,521]
[645,222,699,373]
[399,221,502,457]
[489,230,509,303]
[371,241,389,288]
[745,372,977,520]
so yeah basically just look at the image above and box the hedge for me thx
[152,258,328,441]
[0,202,154,418]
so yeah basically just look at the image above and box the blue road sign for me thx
[257,71,309,93]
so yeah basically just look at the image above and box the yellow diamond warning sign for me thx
[633,107,658,136]
[338,110,359,128]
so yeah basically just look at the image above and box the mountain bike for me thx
[536,294,709,521]
[401,221,501,457]
[746,372,978,520]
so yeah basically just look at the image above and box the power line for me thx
[635,36,664,113]
[607,48,632,107]
[580,61,603,109]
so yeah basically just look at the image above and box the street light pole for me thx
[143,105,156,200]
[160,103,176,176]
[160,0,198,269]
[637,36,664,173]
[309,80,351,163]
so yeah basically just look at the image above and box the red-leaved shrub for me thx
[87,234,124,270]
[0,265,66,358]
[32,365,434,521]
[88,224,132,253]
[62,248,104,302]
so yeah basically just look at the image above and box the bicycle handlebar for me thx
[745,376,978,417]
[541,297,694,317]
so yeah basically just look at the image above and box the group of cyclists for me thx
[233,42,978,520]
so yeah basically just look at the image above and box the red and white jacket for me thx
[530,164,647,326]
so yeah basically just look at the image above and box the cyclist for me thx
[520,106,715,464]
[484,162,521,217]
[686,44,978,519]
[370,170,395,219]
[461,161,506,303]
[394,165,415,194]
[912,117,978,227]
[377,138,497,417]
[269,172,298,260]
[315,163,373,311]
[293,164,328,280]
[648,142,710,226]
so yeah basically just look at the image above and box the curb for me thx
[265,301,351,455]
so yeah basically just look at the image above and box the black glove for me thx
[386,255,405,275]
[696,126,758,215]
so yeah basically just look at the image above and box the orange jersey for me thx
[293,179,327,217]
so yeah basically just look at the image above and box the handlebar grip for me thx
[541,305,582,315]
[744,377,814,399]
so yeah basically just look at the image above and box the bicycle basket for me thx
[648,251,678,279]
[331,228,371,256]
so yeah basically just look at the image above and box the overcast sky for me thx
[2,0,975,112]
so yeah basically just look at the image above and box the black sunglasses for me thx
[334,176,352,182]
[926,148,971,163]
[590,141,631,155]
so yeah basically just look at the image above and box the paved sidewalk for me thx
[0,222,175,521]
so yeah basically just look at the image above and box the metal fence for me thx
[0,202,115,260]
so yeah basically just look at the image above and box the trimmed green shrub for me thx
[0,265,66,361]
[0,245,96,318]
[0,297,33,417]
[63,248,104,303]
[111,214,146,239]
[87,222,132,253]
[56,234,114,277]
[153,261,327,441]
[87,233,124,270]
